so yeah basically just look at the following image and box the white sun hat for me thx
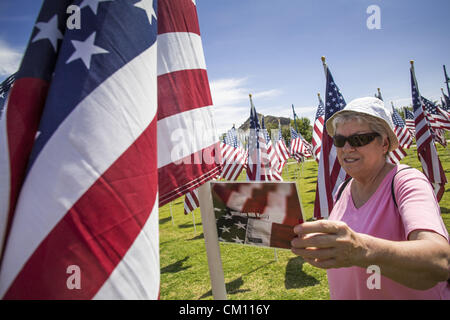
[326,97,399,152]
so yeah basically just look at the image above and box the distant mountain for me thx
[238,113,291,131]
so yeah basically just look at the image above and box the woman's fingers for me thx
[291,247,337,260]
[291,233,338,249]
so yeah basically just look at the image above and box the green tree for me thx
[291,117,312,143]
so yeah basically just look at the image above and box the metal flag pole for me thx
[198,181,227,300]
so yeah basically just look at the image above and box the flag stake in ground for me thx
[198,181,227,300]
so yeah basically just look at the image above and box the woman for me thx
[291,97,450,299]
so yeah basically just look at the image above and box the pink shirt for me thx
[327,165,450,300]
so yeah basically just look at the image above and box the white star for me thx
[224,213,233,220]
[234,221,247,230]
[135,0,157,25]
[32,15,63,52]
[232,236,243,244]
[80,0,113,15]
[220,226,230,233]
[66,32,109,69]
[0,92,4,99]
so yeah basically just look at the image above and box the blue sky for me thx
[1,0,449,134]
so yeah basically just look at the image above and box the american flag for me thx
[183,188,199,215]
[404,107,416,136]
[220,126,246,181]
[246,96,279,181]
[387,105,411,164]
[183,125,246,215]
[314,65,348,219]
[0,0,220,300]
[421,95,450,132]
[157,0,221,205]
[391,104,413,149]
[246,95,261,181]
[312,93,325,162]
[261,116,282,181]
[290,127,312,162]
[273,124,290,172]
[211,182,304,249]
[410,66,447,202]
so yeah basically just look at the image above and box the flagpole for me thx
[321,56,328,80]
[198,181,227,300]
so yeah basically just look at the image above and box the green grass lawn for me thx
[159,144,450,300]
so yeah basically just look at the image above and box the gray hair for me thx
[331,111,390,156]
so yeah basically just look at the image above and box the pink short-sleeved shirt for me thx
[327,165,450,300]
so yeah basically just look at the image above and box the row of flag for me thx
[183,94,313,215]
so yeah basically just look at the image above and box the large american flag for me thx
[314,65,348,219]
[410,66,447,202]
[0,0,220,300]
[157,0,221,205]
[312,93,325,162]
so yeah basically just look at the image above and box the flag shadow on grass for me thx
[284,256,320,289]
[161,256,191,274]
[198,262,274,299]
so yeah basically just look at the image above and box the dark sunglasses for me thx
[332,132,380,148]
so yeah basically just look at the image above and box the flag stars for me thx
[232,236,243,244]
[220,225,230,233]
[66,32,109,69]
[234,221,247,230]
[135,0,157,25]
[80,0,113,15]
[32,15,63,52]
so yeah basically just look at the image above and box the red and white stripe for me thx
[219,142,245,181]
[157,0,221,206]
[183,189,199,215]
[1,28,159,300]
[411,70,447,202]
[312,115,324,162]
[260,133,282,181]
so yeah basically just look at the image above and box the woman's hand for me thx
[290,220,368,269]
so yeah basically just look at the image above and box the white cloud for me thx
[209,77,282,134]
[0,39,22,77]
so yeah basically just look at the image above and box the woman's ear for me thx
[383,136,390,154]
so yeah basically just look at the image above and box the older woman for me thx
[291,97,450,299]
